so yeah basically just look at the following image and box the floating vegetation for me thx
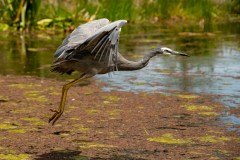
[49,91,61,95]
[24,90,48,102]
[21,117,41,121]
[24,90,41,97]
[69,117,80,120]
[0,137,6,140]
[86,109,100,114]
[0,124,17,130]
[177,94,199,99]
[4,102,17,106]
[8,84,41,89]
[107,109,122,118]
[73,124,90,132]
[198,135,231,143]
[31,121,48,126]
[0,154,30,160]
[0,95,9,102]
[182,104,219,116]
[199,111,218,116]
[11,109,31,114]
[8,129,26,133]
[103,95,121,102]
[78,142,115,149]
[183,105,213,111]
[147,133,192,145]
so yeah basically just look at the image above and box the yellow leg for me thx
[49,74,86,125]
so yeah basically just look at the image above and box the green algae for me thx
[107,109,122,116]
[11,109,30,114]
[0,124,17,130]
[49,91,61,95]
[177,94,199,99]
[31,121,48,126]
[217,149,230,156]
[8,83,40,89]
[78,126,90,132]
[147,133,192,145]
[0,147,16,154]
[2,102,18,107]
[0,137,6,140]
[22,90,48,101]
[86,120,94,123]
[8,129,26,133]
[199,135,231,143]
[22,117,41,121]
[102,95,120,102]
[73,124,90,132]
[199,111,218,116]
[0,95,9,102]
[78,142,115,149]
[184,105,213,111]
[103,101,110,104]
[24,90,40,97]
[182,104,219,116]
[86,109,99,114]
[69,117,80,120]
[0,154,30,160]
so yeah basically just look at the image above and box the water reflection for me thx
[0,22,239,130]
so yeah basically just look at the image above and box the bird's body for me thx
[52,19,127,76]
[49,18,188,125]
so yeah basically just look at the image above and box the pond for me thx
[0,22,239,131]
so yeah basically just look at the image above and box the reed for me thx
[0,0,237,30]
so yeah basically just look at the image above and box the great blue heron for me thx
[49,18,188,125]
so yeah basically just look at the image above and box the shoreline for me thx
[0,74,239,159]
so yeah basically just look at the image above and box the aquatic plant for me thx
[0,0,41,29]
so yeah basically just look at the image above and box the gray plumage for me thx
[49,18,188,125]
[51,18,187,77]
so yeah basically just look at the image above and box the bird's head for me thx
[154,47,189,57]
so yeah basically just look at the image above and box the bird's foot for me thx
[49,109,63,125]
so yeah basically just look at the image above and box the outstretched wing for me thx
[54,18,110,58]
[54,19,127,72]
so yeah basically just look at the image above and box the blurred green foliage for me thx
[0,0,239,31]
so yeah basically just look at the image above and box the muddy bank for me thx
[0,75,239,159]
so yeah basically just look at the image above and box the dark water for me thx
[0,22,239,131]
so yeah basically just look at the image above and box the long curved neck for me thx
[117,51,158,71]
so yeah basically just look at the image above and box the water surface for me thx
[0,22,239,130]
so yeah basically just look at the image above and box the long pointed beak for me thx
[169,50,189,57]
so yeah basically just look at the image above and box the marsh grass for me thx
[0,0,238,30]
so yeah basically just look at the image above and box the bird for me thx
[49,18,188,125]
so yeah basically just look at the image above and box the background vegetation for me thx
[0,0,239,31]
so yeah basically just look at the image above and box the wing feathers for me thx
[53,19,127,73]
